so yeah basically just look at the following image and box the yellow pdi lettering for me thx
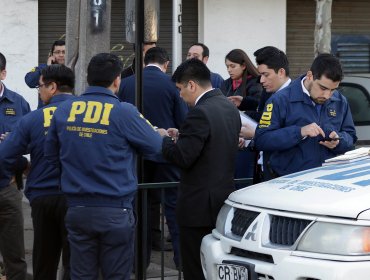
[67,101,86,122]
[259,103,273,127]
[100,103,113,125]
[83,101,103,124]
[43,107,57,127]
[67,101,114,125]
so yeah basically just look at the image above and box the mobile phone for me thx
[320,137,342,142]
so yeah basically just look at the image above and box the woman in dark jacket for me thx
[221,49,263,187]
[221,49,262,117]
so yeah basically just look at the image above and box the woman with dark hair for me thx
[221,49,263,187]
[221,49,262,116]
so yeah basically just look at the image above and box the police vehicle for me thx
[201,156,370,280]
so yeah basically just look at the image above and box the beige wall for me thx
[0,0,39,110]
[198,0,287,79]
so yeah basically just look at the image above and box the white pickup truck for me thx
[201,157,370,280]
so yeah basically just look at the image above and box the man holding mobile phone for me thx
[25,40,65,108]
[254,54,357,177]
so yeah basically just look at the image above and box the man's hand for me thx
[156,128,169,137]
[240,123,256,140]
[47,55,56,65]
[301,123,325,138]
[238,137,245,148]
[167,128,179,142]
[0,132,10,143]
[319,131,340,149]
[228,96,243,107]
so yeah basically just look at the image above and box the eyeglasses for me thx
[53,50,66,55]
[35,83,50,90]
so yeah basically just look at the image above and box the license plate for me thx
[217,263,248,280]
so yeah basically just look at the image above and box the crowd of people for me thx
[0,39,357,280]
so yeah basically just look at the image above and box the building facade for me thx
[1,0,369,109]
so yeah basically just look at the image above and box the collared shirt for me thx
[301,76,321,107]
[195,88,213,105]
[278,78,292,93]
[301,76,311,98]
[145,64,163,71]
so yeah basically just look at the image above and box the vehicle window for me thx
[339,83,370,125]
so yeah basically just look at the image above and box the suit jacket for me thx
[162,89,241,227]
[119,65,188,179]
[118,65,188,130]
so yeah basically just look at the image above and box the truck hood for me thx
[228,159,370,219]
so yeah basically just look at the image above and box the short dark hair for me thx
[254,46,290,76]
[87,53,123,87]
[41,64,75,92]
[189,43,210,58]
[144,47,169,65]
[310,53,343,82]
[51,40,65,54]
[0,52,6,71]
[172,58,211,88]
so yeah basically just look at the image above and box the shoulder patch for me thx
[30,67,36,73]
[259,103,273,127]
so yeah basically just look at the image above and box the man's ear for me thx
[277,68,286,78]
[49,82,58,95]
[306,70,314,81]
[113,75,121,91]
[0,69,7,81]
[188,80,197,92]
[202,56,209,64]
[162,61,170,73]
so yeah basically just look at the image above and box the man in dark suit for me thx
[119,47,188,268]
[162,58,241,280]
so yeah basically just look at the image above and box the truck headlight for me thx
[215,204,233,237]
[297,222,370,255]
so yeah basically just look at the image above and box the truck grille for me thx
[231,209,259,237]
[269,216,312,246]
[231,247,274,263]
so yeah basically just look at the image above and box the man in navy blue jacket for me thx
[25,40,65,108]
[0,64,75,280]
[255,54,357,177]
[233,46,291,181]
[119,47,188,268]
[0,52,30,280]
[45,53,167,280]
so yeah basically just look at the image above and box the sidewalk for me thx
[22,198,182,280]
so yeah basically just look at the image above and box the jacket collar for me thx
[82,86,119,100]
[289,75,340,105]
[145,64,163,72]
[0,84,15,103]
[49,93,74,105]
[196,88,223,105]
